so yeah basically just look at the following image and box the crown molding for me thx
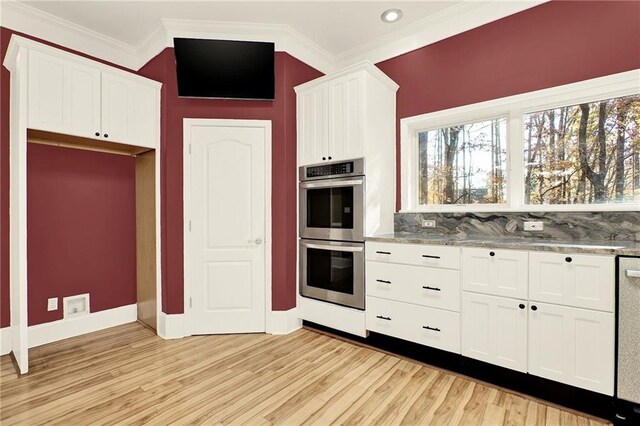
[335,0,549,68]
[2,0,550,75]
[0,0,139,70]
[295,60,399,93]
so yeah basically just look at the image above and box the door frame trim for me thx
[182,118,272,336]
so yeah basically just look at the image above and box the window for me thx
[401,70,640,211]
[524,94,639,205]
[418,118,507,205]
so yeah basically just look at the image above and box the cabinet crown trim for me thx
[3,35,162,89]
[294,60,399,93]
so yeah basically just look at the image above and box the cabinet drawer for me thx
[462,247,528,299]
[366,242,460,270]
[529,252,614,312]
[366,296,460,354]
[366,261,460,312]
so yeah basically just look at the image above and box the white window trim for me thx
[400,69,640,213]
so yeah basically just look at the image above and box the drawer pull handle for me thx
[422,255,441,259]
[422,286,441,292]
[376,315,391,321]
[376,251,391,255]
[626,270,640,278]
[422,326,441,332]
[376,279,391,284]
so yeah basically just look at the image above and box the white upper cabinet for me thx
[529,252,614,312]
[296,61,398,166]
[327,73,363,162]
[528,301,614,395]
[28,50,101,138]
[297,84,328,165]
[26,43,160,149]
[461,247,528,299]
[101,72,158,148]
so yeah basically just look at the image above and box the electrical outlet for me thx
[47,297,58,311]
[523,221,544,231]
[421,220,436,228]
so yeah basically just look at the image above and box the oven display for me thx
[306,161,354,178]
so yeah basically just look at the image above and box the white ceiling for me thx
[21,1,461,56]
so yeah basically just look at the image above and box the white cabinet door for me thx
[298,83,328,165]
[461,292,527,372]
[328,73,363,162]
[528,302,614,395]
[101,72,158,148]
[529,252,614,312]
[462,247,528,299]
[28,50,100,137]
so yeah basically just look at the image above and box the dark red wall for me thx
[138,48,321,314]
[27,144,136,326]
[376,0,640,210]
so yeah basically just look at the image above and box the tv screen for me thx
[174,38,275,101]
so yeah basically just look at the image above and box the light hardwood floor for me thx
[0,323,609,425]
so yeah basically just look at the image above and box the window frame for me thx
[401,70,640,212]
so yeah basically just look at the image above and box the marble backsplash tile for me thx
[395,211,640,242]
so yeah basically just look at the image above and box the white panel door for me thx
[461,292,527,372]
[187,122,266,334]
[328,73,363,161]
[297,84,328,165]
[461,247,528,298]
[528,302,615,395]
[529,252,614,312]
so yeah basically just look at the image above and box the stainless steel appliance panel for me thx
[299,176,365,242]
[618,256,640,405]
[300,239,365,310]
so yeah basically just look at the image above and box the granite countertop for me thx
[367,232,640,256]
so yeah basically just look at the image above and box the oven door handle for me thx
[300,178,364,189]
[302,242,364,252]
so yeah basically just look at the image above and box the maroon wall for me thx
[138,48,321,314]
[27,144,136,325]
[376,0,640,210]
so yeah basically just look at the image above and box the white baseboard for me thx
[28,304,137,348]
[158,312,185,339]
[267,308,302,335]
[0,327,11,355]
[299,297,367,337]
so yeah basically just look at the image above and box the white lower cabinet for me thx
[461,292,527,372]
[528,301,614,395]
[366,296,460,354]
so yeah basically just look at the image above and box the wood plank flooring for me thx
[0,323,610,425]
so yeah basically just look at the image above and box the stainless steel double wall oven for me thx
[299,159,365,310]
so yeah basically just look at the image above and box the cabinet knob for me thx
[489,251,495,257]
[519,303,525,309]
[531,305,538,311]
[95,132,100,137]
[104,134,109,139]
[322,157,326,161]
[565,257,572,263]
[328,156,332,160]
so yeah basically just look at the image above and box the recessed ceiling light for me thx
[381,9,403,23]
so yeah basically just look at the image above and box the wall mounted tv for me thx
[174,38,275,101]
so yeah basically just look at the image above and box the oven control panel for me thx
[300,158,364,181]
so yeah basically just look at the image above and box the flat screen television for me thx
[174,38,275,101]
